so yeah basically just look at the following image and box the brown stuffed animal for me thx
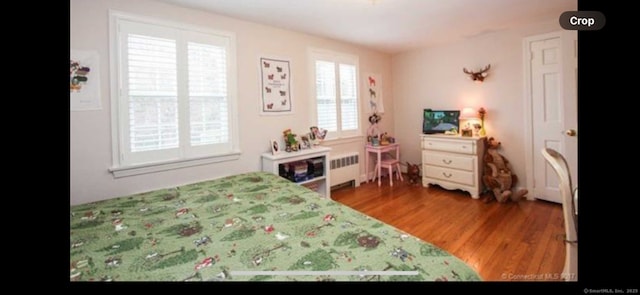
[406,162,421,185]
[482,137,528,203]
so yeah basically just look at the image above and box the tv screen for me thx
[423,109,460,134]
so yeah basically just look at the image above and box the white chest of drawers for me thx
[421,134,485,199]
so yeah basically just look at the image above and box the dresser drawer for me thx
[424,165,475,186]
[422,138,475,154]
[422,151,474,171]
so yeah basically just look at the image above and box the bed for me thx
[70,171,481,281]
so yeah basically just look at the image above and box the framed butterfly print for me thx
[260,56,292,115]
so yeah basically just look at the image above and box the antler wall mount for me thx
[463,64,491,82]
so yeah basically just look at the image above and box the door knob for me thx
[565,129,577,137]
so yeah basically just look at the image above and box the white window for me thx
[110,12,238,177]
[309,49,360,139]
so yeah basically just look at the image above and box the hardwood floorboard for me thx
[533,205,566,277]
[463,204,522,276]
[331,177,565,281]
[482,202,550,280]
[522,206,564,279]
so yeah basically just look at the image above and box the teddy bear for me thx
[405,162,421,185]
[482,137,528,203]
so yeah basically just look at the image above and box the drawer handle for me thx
[442,159,452,165]
[442,172,452,178]
[461,146,467,149]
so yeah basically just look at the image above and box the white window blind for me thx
[339,64,358,131]
[315,60,337,132]
[128,34,179,153]
[311,50,360,139]
[188,42,228,146]
[113,15,237,170]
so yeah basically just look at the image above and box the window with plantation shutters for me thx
[310,50,360,139]
[315,60,337,132]
[110,14,238,176]
[188,42,228,147]
[127,34,179,153]
[339,64,358,131]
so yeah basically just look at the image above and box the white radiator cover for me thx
[329,152,360,188]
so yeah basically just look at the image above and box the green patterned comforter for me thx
[70,172,481,281]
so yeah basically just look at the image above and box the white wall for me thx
[392,19,564,190]
[70,0,393,205]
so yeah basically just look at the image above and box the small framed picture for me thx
[310,126,327,140]
[309,126,318,139]
[271,139,280,155]
[301,135,311,149]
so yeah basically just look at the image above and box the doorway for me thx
[523,30,577,203]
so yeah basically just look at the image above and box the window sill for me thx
[109,150,242,178]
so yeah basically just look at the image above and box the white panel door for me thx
[527,31,577,203]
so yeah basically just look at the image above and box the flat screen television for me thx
[423,109,460,134]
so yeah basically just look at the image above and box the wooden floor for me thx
[331,177,566,281]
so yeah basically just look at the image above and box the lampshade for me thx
[460,107,479,119]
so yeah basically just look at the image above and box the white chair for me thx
[541,148,578,281]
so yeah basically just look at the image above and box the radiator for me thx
[330,152,360,189]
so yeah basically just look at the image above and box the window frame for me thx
[108,11,240,178]
[308,48,362,141]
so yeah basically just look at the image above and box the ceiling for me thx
[157,0,576,54]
